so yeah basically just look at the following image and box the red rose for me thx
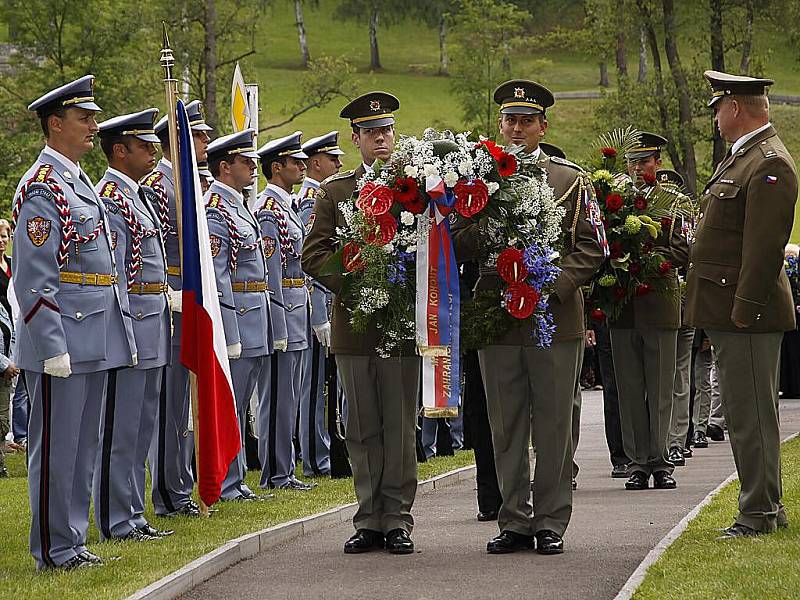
[642,241,654,254]
[357,184,394,216]
[642,172,657,185]
[605,193,623,212]
[660,217,672,230]
[658,260,673,275]
[609,242,624,259]
[635,283,652,296]
[342,242,364,272]
[629,262,642,275]
[505,282,540,319]
[633,195,648,210]
[613,286,627,301]
[392,177,420,204]
[454,179,489,218]
[497,152,518,177]
[590,308,606,322]
[496,247,528,283]
[364,213,398,246]
[600,147,617,158]
[477,140,504,161]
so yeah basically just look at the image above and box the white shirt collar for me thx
[303,176,321,187]
[362,162,374,173]
[266,182,292,203]
[44,145,81,181]
[530,146,542,160]
[215,180,244,201]
[106,167,140,195]
[731,122,772,155]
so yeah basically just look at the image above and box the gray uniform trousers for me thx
[258,350,304,488]
[221,355,270,499]
[692,347,717,434]
[480,340,581,537]
[611,328,677,476]
[668,325,695,450]
[299,338,331,476]
[27,371,107,568]
[94,367,163,538]
[707,330,786,532]
[149,329,193,514]
[708,356,726,429]
[337,355,419,534]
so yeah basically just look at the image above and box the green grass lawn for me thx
[0,446,474,599]
[633,436,800,600]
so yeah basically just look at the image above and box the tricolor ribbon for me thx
[416,176,460,418]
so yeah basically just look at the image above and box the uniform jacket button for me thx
[79,214,87,222]
[136,312,143,319]
[75,311,83,320]
[239,307,246,314]
[721,278,727,284]
[287,303,293,309]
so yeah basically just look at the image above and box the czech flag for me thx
[176,100,240,506]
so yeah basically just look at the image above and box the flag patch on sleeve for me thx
[765,175,778,184]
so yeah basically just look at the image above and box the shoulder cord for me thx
[206,198,259,272]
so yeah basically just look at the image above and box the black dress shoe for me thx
[385,529,414,554]
[682,447,693,459]
[115,528,160,542]
[343,529,384,554]
[477,510,498,522]
[653,471,677,489]
[611,463,630,478]
[668,447,685,466]
[486,530,535,554]
[625,471,649,490]
[693,430,709,448]
[272,478,314,491]
[160,503,201,517]
[78,550,121,564]
[139,524,175,537]
[535,529,564,555]
[51,554,97,571]
[707,423,725,441]
[716,523,760,541]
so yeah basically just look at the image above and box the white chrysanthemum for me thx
[487,182,500,195]
[400,211,415,226]
[423,163,439,178]
[443,171,459,187]
[458,159,473,176]
[404,165,419,178]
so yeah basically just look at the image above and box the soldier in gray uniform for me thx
[13,75,137,570]
[144,100,211,517]
[204,129,274,501]
[93,109,173,541]
[255,132,316,490]
[296,131,343,477]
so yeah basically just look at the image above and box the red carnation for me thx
[590,308,606,322]
[342,242,364,272]
[658,260,673,275]
[454,179,489,218]
[505,282,540,319]
[357,184,393,216]
[497,247,528,283]
[600,147,617,158]
[613,286,627,301]
[629,262,642,275]
[392,177,420,204]
[633,195,648,211]
[609,242,624,259]
[635,283,652,296]
[364,213,398,246]
[605,193,623,212]
[497,152,518,177]
[660,217,672,230]
[642,172,657,185]
[477,139,504,161]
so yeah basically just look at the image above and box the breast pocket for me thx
[70,208,98,252]
[703,182,742,230]
[236,303,267,349]
[140,236,158,258]
[59,290,107,362]
[129,297,167,360]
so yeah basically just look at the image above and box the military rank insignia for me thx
[34,165,54,183]
[26,216,51,247]
[305,213,316,235]
[263,236,277,258]
[209,235,221,258]
[110,231,118,250]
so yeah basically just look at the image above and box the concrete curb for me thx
[614,431,800,600]
[126,464,476,600]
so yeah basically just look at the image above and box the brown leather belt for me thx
[281,277,306,288]
[129,282,168,295]
[232,281,268,293]
[59,271,117,286]
[167,265,181,276]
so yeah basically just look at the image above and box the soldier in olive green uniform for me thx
[611,133,689,492]
[686,71,797,538]
[454,80,606,555]
[302,92,419,555]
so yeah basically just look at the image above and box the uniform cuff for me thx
[731,296,765,326]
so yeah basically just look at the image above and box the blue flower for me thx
[522,243,561,292]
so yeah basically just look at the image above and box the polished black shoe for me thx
[486,530,535,554]
[682,447,693,459]
[716,523,760,541]
[611,463,630,478]
[115,528,160,542]
[668,447,685,466]
[625,471,649,490]
[535,529,564,555]
[160,503,201,517]
[138,524,175,537]
[51,554,98,571]
[78,550,120,564]
[477,510,498,522]
[693,430,709,448]
[273,478,314,491]
[653,471,677,489]
[343,529,384,554]
[385,529,414,554]
[707,423,725,442]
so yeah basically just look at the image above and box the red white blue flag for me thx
[176,100,240,506]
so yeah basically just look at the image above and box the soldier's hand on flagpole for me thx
[44,352,72,378]
[168,286,183,313]
[313,322,331,347]
[227,342,242,360]
[274,338,288,352]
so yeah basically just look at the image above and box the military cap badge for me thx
[370,100,381,111]
[514,87,525,98]
[209,235,221,258]
[27,216,52,247]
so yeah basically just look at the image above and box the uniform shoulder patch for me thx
[305,212,316,234]
[33,164,54,183]
[100,181,118,198]
[209,234,221,257]
[102,198,120,214]
[206,193,221,209]
[26,216,52,247]
[257,209,278,224]
[143,171,163,187]
[262,235,277,258]
[206,208,225,223]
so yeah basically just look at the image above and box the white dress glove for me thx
[44,352,71,378]
[168,286,183,313]
[312,322,332,347]
[273,338,288,353]
[227,342,242,360]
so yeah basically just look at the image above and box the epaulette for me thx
[759,140,779,159]
[550,156,583,171]
[262,197,278,212]
[100,181,118,198]
[32,164,54,183]
[206,193,221,209]
[303,186,316,199]
[142,171,163,187]
[322,169,355,184]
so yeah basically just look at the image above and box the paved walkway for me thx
[184,393,800,600]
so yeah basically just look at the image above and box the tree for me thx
[406,0,459,76]
[293,0,319,68]
[335,0,403,71]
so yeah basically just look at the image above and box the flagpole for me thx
[246,83,259,208]
[161,23,209,517]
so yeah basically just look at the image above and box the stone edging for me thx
[126,464,476,600]
[614,431,800,600]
